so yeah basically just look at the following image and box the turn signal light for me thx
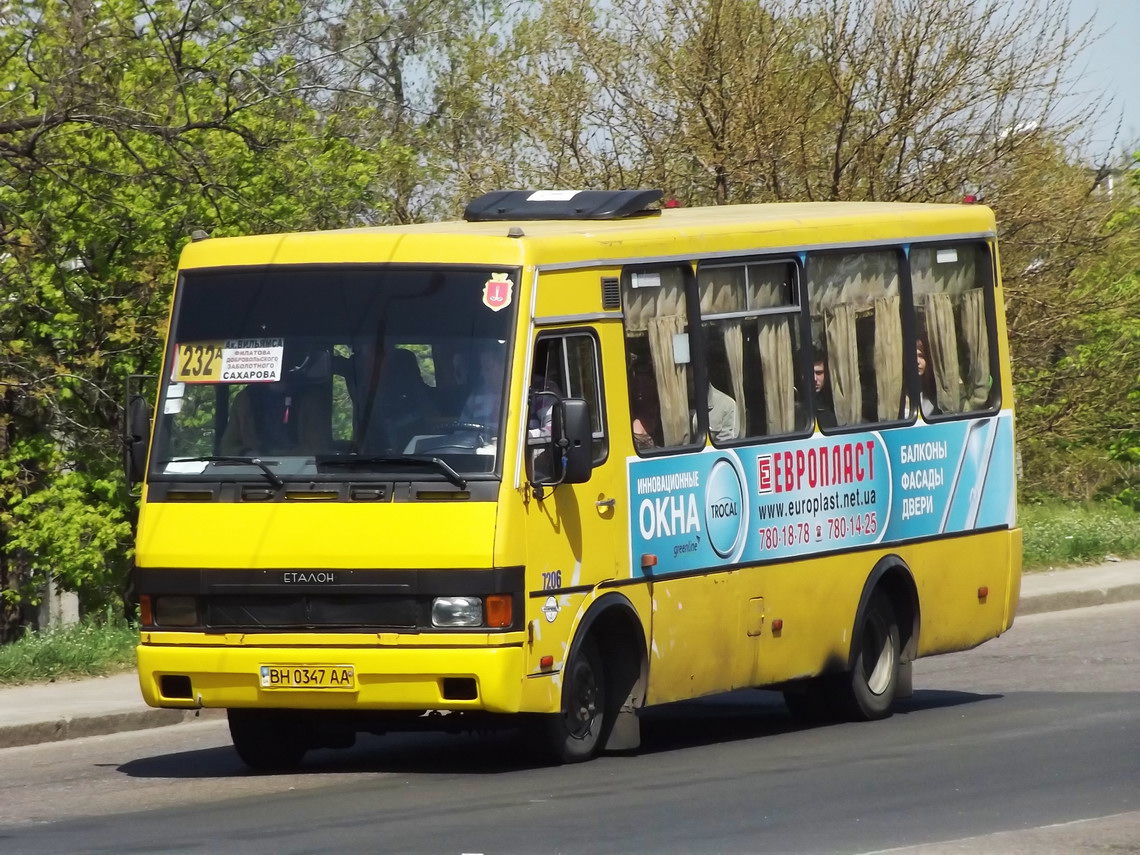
[485,594,513,628]
[139,594,154,627]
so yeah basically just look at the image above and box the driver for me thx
[458,342,506,430]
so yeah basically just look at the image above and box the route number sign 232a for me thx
[174,343,223,382]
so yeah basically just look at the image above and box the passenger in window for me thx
[221,346,330,455]
[916,336,941,418]
[528,372,561,438]
[812,347,838,429]
[632,416,656,450]
[527,370,562,481]
[221,383,286,455]
[629,364,660,451]
[707,383,738,443]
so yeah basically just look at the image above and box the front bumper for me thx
[137,640,528,713]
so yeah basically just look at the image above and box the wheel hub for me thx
[567,661,598,738]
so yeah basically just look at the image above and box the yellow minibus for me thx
[131,190,1021,769]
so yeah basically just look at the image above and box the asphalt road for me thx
[2,601,1138,854]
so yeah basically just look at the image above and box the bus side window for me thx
[621,266,696,451]
[909,244,999,417]
[697,260,807,441]
[806,250,906,427]
[528,331,607,481]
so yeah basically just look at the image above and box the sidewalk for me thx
[2,559,1138,751]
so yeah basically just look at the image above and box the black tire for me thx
[839,591,901,721]
[227,709,308,772]
[534,639,608,764]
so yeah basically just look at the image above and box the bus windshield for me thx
[153,265,518,481]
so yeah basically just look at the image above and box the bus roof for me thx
[178,201,997,271]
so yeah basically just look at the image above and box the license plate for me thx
[259,665,356,690]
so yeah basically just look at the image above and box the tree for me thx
[0,0,398,638]
[286,0,522,221]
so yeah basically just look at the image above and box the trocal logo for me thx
[708,499,739,519]
[705,458,746,559]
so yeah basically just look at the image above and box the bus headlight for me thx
[155,595,199,627]
[431,596,483,627]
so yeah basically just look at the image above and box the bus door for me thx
[522,328,620,673]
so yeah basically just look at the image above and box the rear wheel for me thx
[227,709,308,772]
[839,591,901,721]
[534,639,607,764]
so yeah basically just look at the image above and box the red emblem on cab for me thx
[482,273,513,312]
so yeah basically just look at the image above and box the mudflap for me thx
[604,706,641,752]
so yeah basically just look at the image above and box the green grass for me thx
[1021,502,1140,571]
[0,613,137,685]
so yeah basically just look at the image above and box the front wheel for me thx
[532,639,608,764]
[840,591,901,721]
[227,709,308,772]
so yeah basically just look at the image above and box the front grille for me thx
[206,594,419,629]
[135,566,526,633]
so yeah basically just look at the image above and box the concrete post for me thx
[37,577,80,630]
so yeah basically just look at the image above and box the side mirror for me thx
[124,393,152,487]
[551,397,592,485]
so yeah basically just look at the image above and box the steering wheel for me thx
[441,421,493,433]
[411,422,494,455]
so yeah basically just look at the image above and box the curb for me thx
[0,707,225,750]
[1016,582,1140,617]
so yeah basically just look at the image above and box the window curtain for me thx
[874,295,903,420]
[911,248,975,297]
[647,315,691,445]
[698,267,746,313]
[922,292,960,413]
[699,268,747,440]
[722,321,747,438]
[823,304,861,425]
[748,266,789,308]
[758,317,795,433]
[960,288,990,409]
[623,271,687,332]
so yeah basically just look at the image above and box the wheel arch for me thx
[566,591,648,751]
[848,554,920,672]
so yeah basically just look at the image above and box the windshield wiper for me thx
[316,454,468,490]
[159,456,284,489]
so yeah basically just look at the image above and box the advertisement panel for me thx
[627,412,1015,577]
